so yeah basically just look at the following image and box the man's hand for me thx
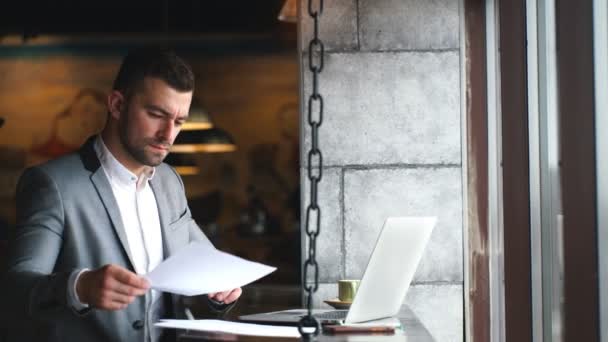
[208,288,242,305]
[76,264,150,310]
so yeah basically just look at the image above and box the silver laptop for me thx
[239,216,436,325]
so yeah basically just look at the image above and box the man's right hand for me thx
[76,264,150,310]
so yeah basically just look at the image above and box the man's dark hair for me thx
[112,47,195,99]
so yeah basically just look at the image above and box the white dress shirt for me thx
[67,136,164,341]
[93,136,164,278]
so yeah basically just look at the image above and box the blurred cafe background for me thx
[0,0,301,285]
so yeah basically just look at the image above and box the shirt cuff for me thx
[67,268,90,311]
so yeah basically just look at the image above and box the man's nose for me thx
[158,121,175,142]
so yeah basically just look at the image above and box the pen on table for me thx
[323,325,395,334]
[185,308,195,320]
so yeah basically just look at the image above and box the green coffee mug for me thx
[338,279,360,302]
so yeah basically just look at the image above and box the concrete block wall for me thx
[299,0,462,341]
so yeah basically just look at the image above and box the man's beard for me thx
[119,122,169,167]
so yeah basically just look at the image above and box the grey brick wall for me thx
[299,1,462,341]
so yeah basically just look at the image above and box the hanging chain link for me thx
[298,0,324,339]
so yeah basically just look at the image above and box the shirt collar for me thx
[94,135,156,189]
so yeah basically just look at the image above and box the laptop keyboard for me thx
[312,310,348,320]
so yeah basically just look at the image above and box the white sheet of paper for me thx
[155,319,301,338]
[145,242,276,296]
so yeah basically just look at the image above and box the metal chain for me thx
[298,0,324,339]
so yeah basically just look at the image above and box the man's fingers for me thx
[214,293,224,302]
[108,279,147,297]
[210,288,242,304]
[92,290,134,310]
[79,264,149,311]
[108,265,149,290]
[224,288,242,304]
[98,271,143,297]
[106,292,135,305]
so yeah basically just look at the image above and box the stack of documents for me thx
[146,241,276,296]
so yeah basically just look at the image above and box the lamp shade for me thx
[183,102,213,131]
[171,127,237,153]
[163,153,200,176]
[278,0,297,23]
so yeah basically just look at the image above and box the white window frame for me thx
[485,1,506,341]
[593,0,608,341]
[527,0,563,341]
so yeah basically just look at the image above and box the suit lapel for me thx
[82,137,136,270]
[149,175,178,258]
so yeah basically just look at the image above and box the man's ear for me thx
[107,90,125,120]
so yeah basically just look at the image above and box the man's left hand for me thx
[208,288,242,304]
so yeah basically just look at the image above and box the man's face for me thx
[118,77,191,167]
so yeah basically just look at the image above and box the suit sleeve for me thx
[2,167,74,325]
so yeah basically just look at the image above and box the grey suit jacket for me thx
[2,137,222,342]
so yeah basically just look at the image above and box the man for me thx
[2,48,241,341]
